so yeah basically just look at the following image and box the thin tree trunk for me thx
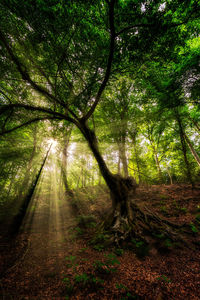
[118,137,129,177]
[61,128,73,196]
[98,170,102,185]
[166,168,173,185]
[189,116,200,134]
[146,126,163,184]
[17,127,38,201]
[132,136,141,184]
[117,155,121,175]
[184,133,200,167]
[175,111,194,186]
[82,168,85,187]
[151,145,163,184]
[76,173,81,189]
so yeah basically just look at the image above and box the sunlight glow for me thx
[158,3,166,11]
[68,142,76,158]
[48,139,58,154]
[23,153,75,252]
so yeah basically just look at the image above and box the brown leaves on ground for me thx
[0,184,200,299]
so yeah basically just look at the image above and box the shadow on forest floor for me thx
[0,183,200,299]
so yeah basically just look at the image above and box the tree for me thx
[0,0,199,242]
[59,126,74,196]
[100,77,135,177]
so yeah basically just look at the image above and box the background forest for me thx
[0,0,200,299]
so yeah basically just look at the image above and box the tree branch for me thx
[0,116,62,136]
[0,29,79,121]
[0,103,74,123]
[0,30,57,102]
[1,109,13,131]
[116,23,156,36]
[0,88,13,104]
[82,0,116,121]
[116,15,197,37]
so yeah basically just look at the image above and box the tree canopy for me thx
[0,0,200,243]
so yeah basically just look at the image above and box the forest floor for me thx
[0,183,200,299]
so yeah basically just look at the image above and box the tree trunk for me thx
[76,174,81,189]
[154,149,163,184]
[118,137,129,177]
[184,133,200,167]
[61,129,73,196]
[117,154,121,175]
[175,111,194,186]
[166,168,173,185]
[79,121,138,231]
[16,128,37,201]
[132,136,141,184]
[76,121,190,248]
[146,127,163,184]
[151,143,163,184]
[189,116,200,134]
[98,170,102,185]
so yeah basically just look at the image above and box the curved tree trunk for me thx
[79,121,138,232]
[76,121,192,248]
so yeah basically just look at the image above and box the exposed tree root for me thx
[98,200,199,252]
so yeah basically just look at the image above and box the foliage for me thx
[93,253,120,274]
[63,252,120,298]
[189,222,199,233]
[131,239,149,258]
[157,275,172,284]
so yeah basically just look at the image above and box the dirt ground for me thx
[0,184,200,299]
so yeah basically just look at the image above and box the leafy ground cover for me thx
[0,184,200,299]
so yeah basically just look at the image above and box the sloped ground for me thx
[0,184,200,299]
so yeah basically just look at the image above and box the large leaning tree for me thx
[0,0,199,243]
